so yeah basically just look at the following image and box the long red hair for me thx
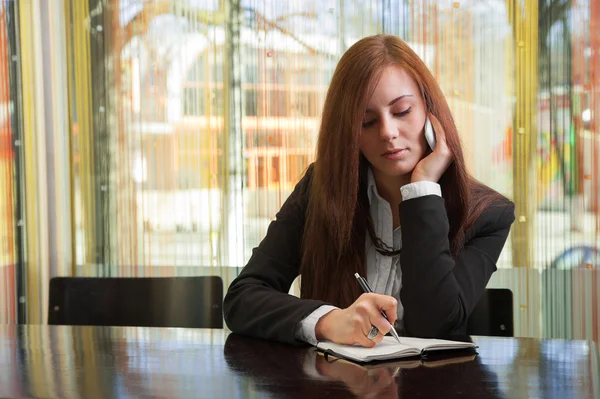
[300,34,503,308]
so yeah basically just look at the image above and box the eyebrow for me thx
[365,95,413,113]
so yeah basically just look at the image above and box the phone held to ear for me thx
[424,117,437,150]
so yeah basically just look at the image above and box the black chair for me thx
[48,276,223,328]
[466,288,514,337]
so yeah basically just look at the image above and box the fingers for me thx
[371,317,393,338]
[350,313,379,348]
[353,294,398,347]
[354,324,377,348]
[375,295,398,326]
[358,293,398,328]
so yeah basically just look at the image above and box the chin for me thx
[376,159,417,176]
[376,162,417,179]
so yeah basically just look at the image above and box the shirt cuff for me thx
[295,305,339,346]
[400,181,442,200]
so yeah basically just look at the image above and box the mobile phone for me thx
[424,117,437,150]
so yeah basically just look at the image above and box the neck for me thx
[372,170,411,206]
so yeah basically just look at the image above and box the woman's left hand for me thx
[410,114,454,183]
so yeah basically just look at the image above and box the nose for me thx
[379,116,398,141]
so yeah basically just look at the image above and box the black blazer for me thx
[224,165,515,346]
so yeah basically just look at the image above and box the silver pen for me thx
[354,273,402,344]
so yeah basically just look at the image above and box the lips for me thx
[382,148,406,155]
[382,148,408,160]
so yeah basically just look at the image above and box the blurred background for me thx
[0,0,598,342]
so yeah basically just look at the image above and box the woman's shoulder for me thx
[274,163,315,222]
[467,181,516,235]
[289,162,315,202]
[296,162,316,191]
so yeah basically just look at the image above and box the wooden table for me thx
[0,325,598,398]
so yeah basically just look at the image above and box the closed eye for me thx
[362,120,376,128]
[393,107,412,117]
[362,107,412,128]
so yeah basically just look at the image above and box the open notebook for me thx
[316,336,477,363]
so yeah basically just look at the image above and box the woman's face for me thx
[359,65,428,183]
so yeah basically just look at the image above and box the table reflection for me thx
[224,333,600,399]
[223,333,503,399]
[0,325,234,399]
[313,352,400,399]
[478,337,600,399]
[0,325,597,399]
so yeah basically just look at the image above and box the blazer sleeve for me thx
[398,195,515,337]
[223,165,329,346]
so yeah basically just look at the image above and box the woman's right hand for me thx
[315,293,398,347]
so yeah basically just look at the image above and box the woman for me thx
[223,34,515,347]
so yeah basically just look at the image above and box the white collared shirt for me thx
[295,168,442,345]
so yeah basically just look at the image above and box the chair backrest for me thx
[48,276,223,328]
[466,288,513,337]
